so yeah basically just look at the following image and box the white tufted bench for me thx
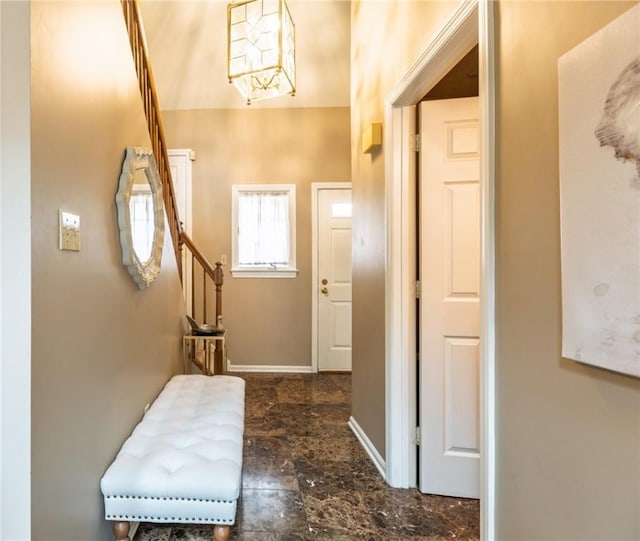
[100,375,245,541]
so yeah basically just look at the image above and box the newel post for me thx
[213,262,225,374]
[213,262,224,324]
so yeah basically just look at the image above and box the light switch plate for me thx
[59,210,80,251]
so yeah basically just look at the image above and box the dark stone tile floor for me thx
[134,373,479,540]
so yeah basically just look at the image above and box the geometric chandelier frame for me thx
[227,0,296,105]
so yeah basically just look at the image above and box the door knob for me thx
[321,287,329,295]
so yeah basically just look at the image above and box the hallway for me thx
[134,373,479,540]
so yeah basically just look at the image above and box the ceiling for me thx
[139,0,351,111]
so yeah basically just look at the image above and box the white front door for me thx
[168,149,193,313]
[316,187,352,371]
[419,97,480,498]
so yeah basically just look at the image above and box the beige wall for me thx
[495,1,640,539]
[30,2,186,539]
[350,0,459,457]
[162,107,351,368]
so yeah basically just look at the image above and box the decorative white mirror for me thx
[116,147,165,289]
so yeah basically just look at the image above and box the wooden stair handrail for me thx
[121,0,227,373]
[181,231,224,325]
[181,232,225,374]
[180,232,220,283]
[121,0,183,278]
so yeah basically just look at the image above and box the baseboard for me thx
[348,416,386,480]
[226,360,314,373]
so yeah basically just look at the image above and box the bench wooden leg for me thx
[213,525,230,541]
[113,521,130,541]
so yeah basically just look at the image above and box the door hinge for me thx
[415,426,421,445]
[415,280,421,299]
[414,133,421,152]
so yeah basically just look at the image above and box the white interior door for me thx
[317,187,352,371]
[419,97,480,498]
[168,149,193,314]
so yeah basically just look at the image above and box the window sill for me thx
[231,267,298,279]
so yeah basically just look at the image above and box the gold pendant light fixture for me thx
[227,0,296,105]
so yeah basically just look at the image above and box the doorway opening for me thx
[415,44,480,486]
[384,1,495,539]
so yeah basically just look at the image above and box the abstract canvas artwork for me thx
[558,5,640,378]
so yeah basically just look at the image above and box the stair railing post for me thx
[214,262,224,324]
[213,262,224,374]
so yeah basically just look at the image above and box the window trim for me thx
[231,184,298,278]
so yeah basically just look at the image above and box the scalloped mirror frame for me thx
[115,146,165,289]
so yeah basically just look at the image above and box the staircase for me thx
[121,0,225,374]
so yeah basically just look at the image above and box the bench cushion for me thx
[101,375,245,525]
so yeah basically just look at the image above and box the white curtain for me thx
[238,192,289,266]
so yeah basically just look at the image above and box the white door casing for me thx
[420,97,480,498]
[168,149,193,313]
[312,184,352,372]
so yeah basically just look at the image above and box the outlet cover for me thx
[59,210,80,251]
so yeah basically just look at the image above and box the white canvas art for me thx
[558,4,640,378]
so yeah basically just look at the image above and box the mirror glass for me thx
[116,147,165,289]
[130,170,155,264]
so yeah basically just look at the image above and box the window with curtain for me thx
[231,184,297,278]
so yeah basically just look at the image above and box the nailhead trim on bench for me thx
[105,514,233,523]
